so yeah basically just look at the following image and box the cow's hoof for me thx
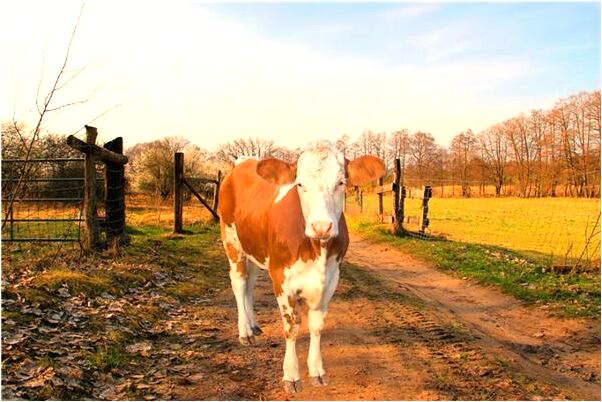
[239,336,255,346]
[310,375,328,386]
[283,380,303,394]
[252,325,263,336]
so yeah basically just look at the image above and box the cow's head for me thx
[257,141,385,240]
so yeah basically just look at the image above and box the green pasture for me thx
[347,193,601,263]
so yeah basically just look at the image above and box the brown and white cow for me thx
[217,141,385,393]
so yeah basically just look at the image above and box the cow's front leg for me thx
[277,293,302,393]
[307,308,328,385]
[308,263,339,386]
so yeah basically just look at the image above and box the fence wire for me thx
[345,181,601,268]
[1,159,104,244]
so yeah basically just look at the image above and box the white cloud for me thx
[1,1,540,149]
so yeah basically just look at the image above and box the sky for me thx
[0,1,600,150]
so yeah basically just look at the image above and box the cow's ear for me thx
[345,156,386,186]
[256,158,297,185]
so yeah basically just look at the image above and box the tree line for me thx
[204,90,600,198]
[2,90,599,199]
[209,90,600,198]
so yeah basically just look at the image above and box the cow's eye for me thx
[297,183,305,191]
[337,181,345,186]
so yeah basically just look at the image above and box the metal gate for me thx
[1,158,91,242]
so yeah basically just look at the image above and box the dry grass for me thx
[33,269,112,295]
[126,194,214,229]
[347,193,601,264]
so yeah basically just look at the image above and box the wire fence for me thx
[345,179,601,268]
[126,187,218,232]
[1,131,127,250]
[1,158,97,243]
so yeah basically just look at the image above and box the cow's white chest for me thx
[282,248,339,310]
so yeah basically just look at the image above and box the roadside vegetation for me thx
[346,216,600,318]
[349,193,601,264]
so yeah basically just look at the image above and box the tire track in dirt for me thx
[175,272,434,400]
[345,233,601,400]
[174,232,599,400]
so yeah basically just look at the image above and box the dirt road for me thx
[176,232,600,400]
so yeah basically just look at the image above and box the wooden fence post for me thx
[83,126,100,251]
[174,152,184,233]
[9,207,14,241]
[394,159,403,234]
[359,189,363,213]
[378,177,384,222]
[66,127,128,251]
[419,185,432,234]
[400,185,406,225]
[104,137,126,247]
[213,170,222,213]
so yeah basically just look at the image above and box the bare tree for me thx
[387,129,411,184]
[409,131,438,184]
[479,124,508,197]
[272,146,301,163]
[528,110,547,197]
[335,134,351,156]
[214,137,276,166]
[450,130,476,197]
[126,136,205,198]
[505,115,538,197]
[3,4,88,229]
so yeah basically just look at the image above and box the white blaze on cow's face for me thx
[295,142,346,240]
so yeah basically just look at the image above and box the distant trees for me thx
[484,90,600,197]
[409,132,438,183]
[214,137,276,166]
[388,129,410,182]
[479,124,508,197]
[450,130,476,197]
[1,123,83,197]
[342,90,600,198]
[126,136,206,198]
[137,88,599,199]
[4,90,598,199]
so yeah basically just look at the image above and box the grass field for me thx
[347,193,601,264]
[346,217,600,318]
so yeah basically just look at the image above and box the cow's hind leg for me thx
[229,258,255,345]
[222,231,255,346]
[245,262,262,336]
[276,292,302,393]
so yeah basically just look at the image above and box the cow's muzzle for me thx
[308,221,334,240]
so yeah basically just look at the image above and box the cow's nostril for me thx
[311,221,333,237]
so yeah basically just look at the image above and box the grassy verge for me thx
[347,217,600,318]
[346,194,601,263]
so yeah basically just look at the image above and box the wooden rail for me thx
[173,152,221,233]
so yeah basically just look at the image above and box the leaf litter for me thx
[1,234,236,400]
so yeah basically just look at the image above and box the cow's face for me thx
[257,141,385,241]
